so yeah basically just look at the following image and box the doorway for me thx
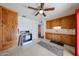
[38,24,44,38]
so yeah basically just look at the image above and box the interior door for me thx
[38,24,41,38]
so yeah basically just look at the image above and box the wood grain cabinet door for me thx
[62,35,75,46]
[46,21,52,29]
[2,8,11,41]
[52,34,62,42]
[2,24,12,50]
[0,7,2,51]
[52,18,62,28]
[45,32,52,40]
[2,8,9,26]
[9,11,17,46]
[61,15,75,29]
[5,10,17,48]
[2,7,17,50]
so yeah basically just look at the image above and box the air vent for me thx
[22,15,26,18]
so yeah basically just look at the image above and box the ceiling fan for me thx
[28,3,55,17]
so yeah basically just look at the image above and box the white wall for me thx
[18,16,38,40]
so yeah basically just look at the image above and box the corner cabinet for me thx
[0,6,17,51]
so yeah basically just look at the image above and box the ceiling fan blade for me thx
[35,12,39,16]
[41,3,44,9]
[43,13,46,17]
[28,6,39,10]
[44,8,55,11]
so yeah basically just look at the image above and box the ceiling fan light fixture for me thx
[39,10,44,14]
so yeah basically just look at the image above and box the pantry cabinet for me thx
[0,7,2,51]
[0,6,17,51]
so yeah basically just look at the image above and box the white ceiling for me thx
[0,3,79,20]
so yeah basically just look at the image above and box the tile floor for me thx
[0,38,74,56]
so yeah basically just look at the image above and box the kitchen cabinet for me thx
[46,21,52,29]
[62,35,75,46]
[45,32,52,40]
[52,33,62,42]
[46,14,75,29]
[61,14,75,29]
[45,32,75,46]
[52,18,62,28]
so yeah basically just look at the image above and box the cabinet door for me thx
[2,24,12,50]
[61,15,75,29]
[2,8,17,50]
[62,35,75,46]
[0,7,2,51]
[45,32,52,40]
[5,10,17,48]
[52,34,62,42]
[46,21,52,29]
[52,18,62,28]
[9,11,17,47]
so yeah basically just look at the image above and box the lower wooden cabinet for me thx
[62,35,75,46]
[45,32,75,46]
[52,34,62,42]
[45,32,52,40]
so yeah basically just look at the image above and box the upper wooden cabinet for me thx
[46,21,52,29]
[52,18,62,27]
[46,14,75,29]
[61,14,75,29]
